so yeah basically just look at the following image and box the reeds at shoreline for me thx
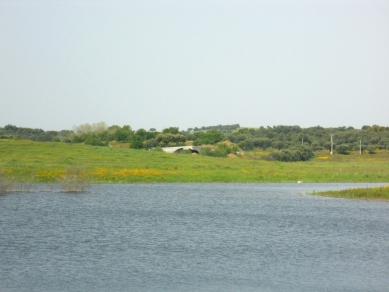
[311,185,389,201]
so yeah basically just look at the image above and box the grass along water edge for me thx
[310,185,389,201]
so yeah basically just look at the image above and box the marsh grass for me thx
[0,171,13,195]
[311,185,389,201]
[10,172,35,192]
[1,140,389,183]
[58,166,89,192]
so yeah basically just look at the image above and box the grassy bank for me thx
[1,139,389,183]
[311,185,389,201]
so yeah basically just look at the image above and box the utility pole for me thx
[330,135,333,155]
[360,140,362,155]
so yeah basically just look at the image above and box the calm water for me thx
[1,183,388,292]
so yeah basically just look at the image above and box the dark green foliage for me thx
[0,124,59,141]
[114,127,133,142]
[144,139,159,149]
[185,132,198,141]
[189,124,239,133]
[84,134,105,146]
[223,124,389,158]
[238,140,254,151]
[130,129,155,149]
[273,141,285,150]
[194,130,223,145]
[311,142,323,151]
[378,138,389,149]
[269,146,314,162]
[72,135,83,143]
[367,146,376,154]
[98,131,112,142]
[130,135,144,149]
[227,134,247,144]
[162,127,180,134]
[252,138,272,149]
[156,133,186,147]
[336,144,350,154]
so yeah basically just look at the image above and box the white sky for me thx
[1,0,388,131]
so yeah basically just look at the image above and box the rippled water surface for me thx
[1,183,389,291]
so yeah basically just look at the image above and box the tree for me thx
[130,136,144,149]
[252,138,272,149]
[162,127,179,134]
[311,142,323,151]
[156,134,186,146]
[144,139,159,149]
[84,134,105,146]
[135,128,147,139]
[378,138,389,149]
[114,126,133,142]
[336,144,350,155]
[72,135,83,143]
[194,131,223,145]
[149,128,156,132]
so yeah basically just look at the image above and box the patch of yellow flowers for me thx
[35,170,64,179]
[317,156,329,160]
[93,168,177,179]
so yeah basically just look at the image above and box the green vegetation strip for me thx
[311,185,389,201]
[1,140,389,183]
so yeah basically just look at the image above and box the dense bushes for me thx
[155,134,186,147]
[268,146,314,162]
[193,131,223,146]
[336,144,350,154]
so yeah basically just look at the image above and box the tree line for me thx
[1,123,389,161]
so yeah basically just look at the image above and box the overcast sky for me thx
[1,0,388,131]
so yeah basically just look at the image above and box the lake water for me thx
[1,183,388,292]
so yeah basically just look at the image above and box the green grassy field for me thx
[1,139,389,183]
[311,185,389,201]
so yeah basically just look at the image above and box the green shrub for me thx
[367,146,376,154]
[336,144,350,154]
[84,134,105,146]
[194,130,223,145]
[268,146,314,162]
[130,136,144,149]
[311,142,323,151]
